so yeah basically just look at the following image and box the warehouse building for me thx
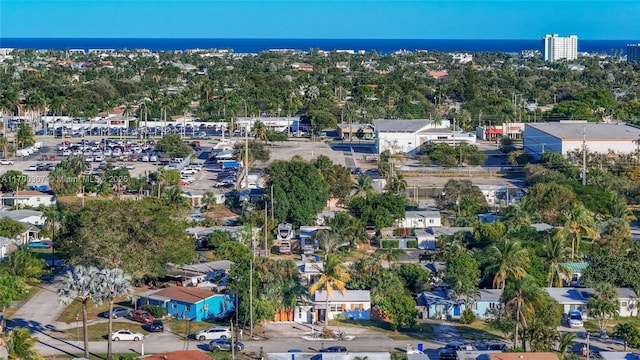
[373,119,475,155]
[523,122,640,159]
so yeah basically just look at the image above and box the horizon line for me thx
[1,37,638,41]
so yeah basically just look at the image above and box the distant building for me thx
[543,34,578,62]
[373,119,476,155]
[627,43,640,63]
[523,122,640,159]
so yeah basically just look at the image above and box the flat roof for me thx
[526,123,640,141]
[373,119,433,133]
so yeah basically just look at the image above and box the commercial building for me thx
[543,34,578,62]
[373,119,476,155]
[628,43,640,63]
[523,122,640,159]
[476,122,525,142]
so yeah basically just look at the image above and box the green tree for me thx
[234,139,271,169]
[542,235,571,287]
[352,175,373,198]
[0,216,25,238]
[587,282,619,333]
[309,254,351,328]
[613,323,640,351]
[16,123,35,149]
[557,332,576,356]
[503,276,542,350]
[521,183,576,225]
[556,203,598,260]
[58,265,103,359]
[0,249,44,283]
[380,291,418,330]
[437,179,487,213]
[397,263,431,297]
[0,170,27,192]
[486,238,529,289]
[443,251,480,306]
[267,159,330,227]
[0,274,26,313]
[155,134,193,158]
[348,192,405,229]
[5,327,43,360]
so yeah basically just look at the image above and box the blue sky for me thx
[0,0,638,40]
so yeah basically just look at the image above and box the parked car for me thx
[0,159,14,165]
[26,165,38,171]
[208,338,244,352]
[568,310,584,328]
[99,307,131,319]
[131,309,155,324]
[439,341,477,360]
[111,329,144,341]
[319,346,348,353]
[27,241,51,249]
[194,326,231,341]
[145,319,164,332]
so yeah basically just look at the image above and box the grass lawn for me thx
[328,319,435,340]
[585,316,640,335]
[57,321,149,341]
[455,321,505,340]
[57,298,134,324]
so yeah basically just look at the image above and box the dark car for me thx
[440,341,477,360]
[145,319,164,332]
[320,346,347,353]
[100,307,131,319]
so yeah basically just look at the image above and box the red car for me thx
[131,310,155,324]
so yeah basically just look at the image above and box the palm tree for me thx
[5,327,43,360]
[375,247,406,268]
[542,235,571,287]
[504,276,541,350]
[352,175,373,198]
[0,249,44,283]
[309,254,351,328]
[163,186,191,210]
[253,120,268,142]
[386,173,407,195]
[314,229,343,262]
[613,323,639,351]
[57,265,102,359]
[95,268,134,360]
[487,238,529,289]
[557,331,576,357]
[202,191,218,211]
[556,203,598,260]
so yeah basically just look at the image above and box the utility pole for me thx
[270,185,274,223]
[264,206,268,258]
[249,224,254,337]
[245,130,249,189]
[582,126,587,186]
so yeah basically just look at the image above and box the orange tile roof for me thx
[153,287,220,304]
[488,353,558,360]
[144,350,214,360]
[428,70,449,79]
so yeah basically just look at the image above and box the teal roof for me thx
[562,262,589,273]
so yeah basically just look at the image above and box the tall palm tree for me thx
[95,268,134,360]
[5,327,43,360]
[557,331,576,357]
[487,238,529,289]
[309,255,351,328]
[556,203,598,260]
[57,265,102,359]
[352,175,373,198]
[542,235,571,287]
[314,229,343,262]
[386,173,407,195]
[504,276,541,350]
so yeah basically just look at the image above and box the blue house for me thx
[471,289,503,319]
[137,287,235,322]
[417,291,461,320]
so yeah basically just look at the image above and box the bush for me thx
[382,240,399,248]
[459,308,476,324]
[321,327,335,339]
[141,304,168,318]
[407,240,418,248]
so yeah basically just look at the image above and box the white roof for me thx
[313,289,370,302]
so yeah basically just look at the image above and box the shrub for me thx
[383,240,399,249]
[459,308,476,324]
[141,304,168,318]
[407,240,418,248]
[321,327,335,339]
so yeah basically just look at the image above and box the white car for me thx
[194,326,231,341]
[181,168,198,175]
[0,159,14,165]
[111,329,144,341]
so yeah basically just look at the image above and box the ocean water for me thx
[0,38,635,55]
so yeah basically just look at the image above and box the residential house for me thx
[312,289,371,322]
[181,192,203,208]
[137,287,235,322]
[1,191,56,208]
[268,353,391,360]
[561,262,589,287]
[487,353,558,360]
[397,211,441,228]
[471,289,504,319]
[543,287,638,317]
[414,229,436,250]
[298,261,323,287]
[416,290,460,320]
[0,209,46,226]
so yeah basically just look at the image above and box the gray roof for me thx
[531,223,556,232]
[479,289,503,302]
[181,260,233,273]
[313,289,370,302]
[337,123,374,130]
[405,211,441,219]
[268,353,391,360]
[526,122,640,141]
[373,119,434,133]
[0,209,43,222]
[432,227,474,236]
[544,287,638,304]
[599,352,640,360]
